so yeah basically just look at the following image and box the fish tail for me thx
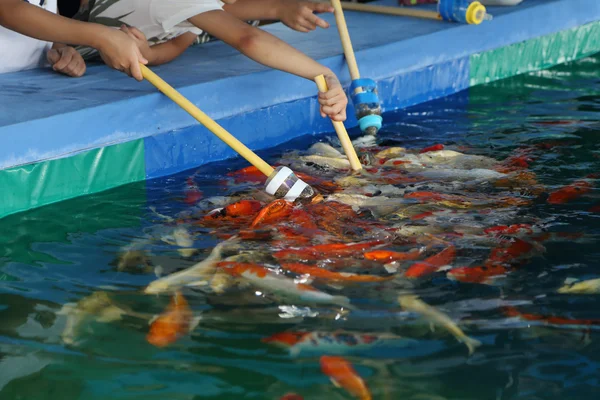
[463,335,482,355]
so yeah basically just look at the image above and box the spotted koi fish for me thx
[263,330,413,357]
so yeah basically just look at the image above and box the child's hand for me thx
[318,73,347,122]
[96,27,148,81]
[277,0,333,32]
[120,25,154,64]
[46,46,86,77]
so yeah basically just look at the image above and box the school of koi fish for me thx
[57,132,600,400]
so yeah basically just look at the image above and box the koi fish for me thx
[250,199,294,228]
[404,245,456,278]
[375,147,406,160]
[484,224,535,236]
[61,292,127,345]
[503,306,600,329]
[274,240,385,262]
[173,226,196,258]
[363,248,424,263]
[147,291,199,347]
[218,262,354,310]
[308,142,346,158]
[263,330,414,357]
[418,168,505,182]
[419,144,444,154]
[282,263,394,283]
[300,155,351,170]
[398,295,481,355]
[557,278,600,294]
[320,355,372,400]
[547,178,593,204]
[224,199,263,217]
[227,165,269,184]
[486,238,538,266]
[183,177,203,204]
[447,264,507,284]
[145,238,233,294]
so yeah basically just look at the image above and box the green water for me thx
[1,54,600,400]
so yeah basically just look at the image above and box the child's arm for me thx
[188,10,347,121]
[223,0,333,32]
[121,26,197,66]
[0,0,147,80]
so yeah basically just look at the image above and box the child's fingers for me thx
[306,12,329,29]
[127,26,147,41]
[307,2,334,15]
[66,58,85,77]
[53,50,74,72]
[46,49,60,65]
[318,91,345,106]
[298,19,317,31]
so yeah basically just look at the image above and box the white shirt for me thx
[0,0,58,74]
[88,0,224,45]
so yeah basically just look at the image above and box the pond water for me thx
[1,53,600,400]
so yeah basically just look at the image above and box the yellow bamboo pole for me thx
[141,64,274,178]
[331,0,361,81]
[314,74,362,172]
[332,1,442,20]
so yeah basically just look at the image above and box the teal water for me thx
[1,54,600,400]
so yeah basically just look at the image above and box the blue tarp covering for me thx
[0,0,598,179]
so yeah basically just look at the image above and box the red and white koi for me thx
[263,330,414,357]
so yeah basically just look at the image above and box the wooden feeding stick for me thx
[331,0,361,83]
[332,1,442,21]
[140,64,274,178]
[314,75,363,172]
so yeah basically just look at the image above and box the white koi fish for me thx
[398,294,481,355]
[218,262,354,310]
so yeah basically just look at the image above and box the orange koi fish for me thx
[405,245,456,278]
[547,178,593,204]
[224,200,262,217]
[487,238,536,266]
[320,355,372,400]
[282,263,394,283]
[503,306,600,329]
[250,199,294,228]
[217,262,354,309]
[363,248,424,263]
[274,240,385,262]
[419,144,444,154]
[226,165,269,184]
[147,292,196,347]
[447,264,507,284]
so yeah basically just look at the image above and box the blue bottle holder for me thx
[350,78,383,135]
